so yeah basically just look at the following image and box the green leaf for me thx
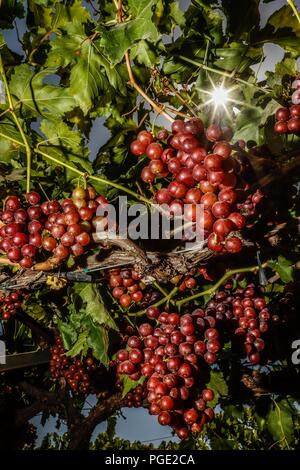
[214,44,259,73]
[268,5,300,36]
[0,0,24,29]
[38,143,93,178]
[66,330,89,357]
[28,0,90,33]
[210,437,235,450]
[130,40,159,67]
[56,318,77,350]
[234,107,264,144]
[9,64,75,117]
[169,1,186,27]
[259,98,280,125]
[100,0,160,64]
[275,57,298,79]
[207,370,229,407]
[0,118,24,162]
[223,405,243,419]
[77,283,118,331]
[45,21,85,68]
[87,322,109,367]
[40,119,85,153]
[256,5,300,54]
[269,256,294,283]
[121,374,146,398]
[222,0,260,39]
[267,399,294,446]
[69,44,109,115]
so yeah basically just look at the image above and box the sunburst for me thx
[196,76,242,121]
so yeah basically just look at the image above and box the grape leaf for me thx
[56,318,78,350]
[267,399,294,446]
[100,0,160,64]
[38,143,93,179]
[207,370,229,407]
[69,43,109,115]
[269,256,294,283]
[275,57,298,79]
[210,437,235,450]
[121,375,146,398]
[77,283,118,332]
[130,40,159,67]
[66,331,89,357]
[28,0,90,32]
[45,22,85,68]
[9,64,75,117]
[268,5,300,36]
[234,107,264,144]
[0,118,24,162]
[87,322,109,367]
[255,5,300,54]
[169,1,186,27]
[0,0,24,29]
[222,0,260,39]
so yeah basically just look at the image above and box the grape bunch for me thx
[274,105,300,135]
[191,279,285,365]
[107,267,146,308]
[115,307,220,439]
[0,289,26,321]
[207,282,281,364]
[130,119,263,254]
[120,383,148,408]
[274,78,300,135]
[291,78,300,105]
[0,187,108,267]
[50,335,98,395]
[236,188,264,218]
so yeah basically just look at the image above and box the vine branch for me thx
[114,0,174,122]
[176,262,269,307]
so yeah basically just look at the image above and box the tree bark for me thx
[67,393,126,450]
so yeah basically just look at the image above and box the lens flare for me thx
[210,86,229,107]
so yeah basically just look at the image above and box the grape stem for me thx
[124,52,174,123]
[35,148,153,205]
[0,128,155,205]
[178,55,270,94]
[0,53,32,193]
[114,0,174,123]
[0,257,19,266]
[153,281,176,305]
[128,286,179,316]
[176,262,269,308]
[0,132,173,217]
[287,0,300,26]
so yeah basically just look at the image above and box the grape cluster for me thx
[208,283,281,364]
[236,188,264,218]
[130,120,263,254]
[121,384,148,408]
[0,289,26,320]
[274,105,300,135]
[274,78,300,135]
[50,335,97,394]
[0,187,108,267]
[291,78,300,105]
[107,267,146,308]
[115,307,219,439]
